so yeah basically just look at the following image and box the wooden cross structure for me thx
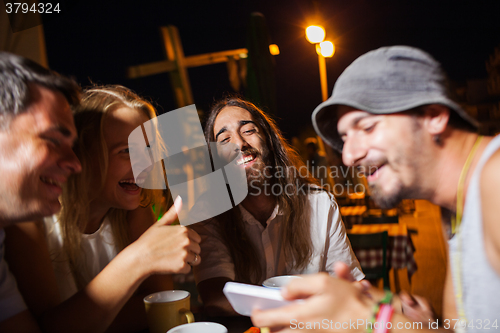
[127,25,249,108]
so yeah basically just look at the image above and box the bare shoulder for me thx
[480,148,500,274]
[481,148,500,183]
[480,148,500,204]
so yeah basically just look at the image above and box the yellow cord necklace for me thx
[451,135,483,330]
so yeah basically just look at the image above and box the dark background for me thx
[40,0,500,139]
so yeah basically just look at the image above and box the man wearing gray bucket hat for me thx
[252,46,500,332]
[312,45,479,153]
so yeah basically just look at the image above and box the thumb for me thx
[399,290,417,307]
[334,261,355,282]
[281,273,331,300]
[155,196,182,226]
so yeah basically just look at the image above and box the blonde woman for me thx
[5,86,201,333]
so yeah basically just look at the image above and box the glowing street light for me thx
[269,44,280,55]
[306,25,334,101]
[317,41,335,58]
[305,25,325,44]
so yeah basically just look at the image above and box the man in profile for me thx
[252,46,500,331]
[0,52,81,331]
[193,96,363,316]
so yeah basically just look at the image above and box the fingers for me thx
[399,290,417,306]
[281,273,331,301]
[186,238,201,257]
[334,261,355,282]
[399,292,435,322]
[188,252,201,266]
[359,280,372,291]
[253,274,373,332]
[173,195,182,215]
[187,227,202,243]
[155,196,182,226]
[334,262,370,294]
[252,303,306,330]
[353,279,371,294]
[412,295,433,313]
[252,309,288,331]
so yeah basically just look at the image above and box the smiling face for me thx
[0,84,81,225]
[337,105,427,208]
[213,106,270,189]
[89,106,150,212]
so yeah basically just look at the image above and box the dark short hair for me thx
[0,52,80,126]
[408,104,477,132]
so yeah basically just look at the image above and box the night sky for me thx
[41,0,500,139]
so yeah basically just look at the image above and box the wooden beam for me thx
[184,48,248,68]
[127,59,176,79]
[127,48,248,79]
[161,25,194,107]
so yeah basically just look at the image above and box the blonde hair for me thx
[59,85,163,288]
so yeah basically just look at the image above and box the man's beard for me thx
[245,146,271,195]
[359,157,405,209]
[368,182,406,209]
[364,141,424,209]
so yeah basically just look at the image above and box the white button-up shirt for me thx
[193,191,364,285]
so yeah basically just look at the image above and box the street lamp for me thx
[305,25,334,102]
[305,25,325,44]
[318,41,335,58]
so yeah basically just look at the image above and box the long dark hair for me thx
[205,96,321,284]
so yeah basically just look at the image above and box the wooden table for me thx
[349,220,408,237]
[194,314,254,333]
[348,220,417,291]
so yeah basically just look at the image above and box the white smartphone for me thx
[223,281,299,316]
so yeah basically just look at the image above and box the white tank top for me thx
[448,134,500,329]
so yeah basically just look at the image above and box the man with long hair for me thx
[193,97,363,316]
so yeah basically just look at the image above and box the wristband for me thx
[366,290,393,333]
[374,304,394,333]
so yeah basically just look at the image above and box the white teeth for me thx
[237,155,255,165]
[119,179,137,185]
[41,176,61,187]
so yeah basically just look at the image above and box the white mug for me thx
[262,275,301,289]
[167,322,228,333]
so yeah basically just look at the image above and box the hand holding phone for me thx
[223,281,300,316]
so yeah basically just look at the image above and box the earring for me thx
[433,134,442,145]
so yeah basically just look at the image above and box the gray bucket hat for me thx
[312,45,478,151]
